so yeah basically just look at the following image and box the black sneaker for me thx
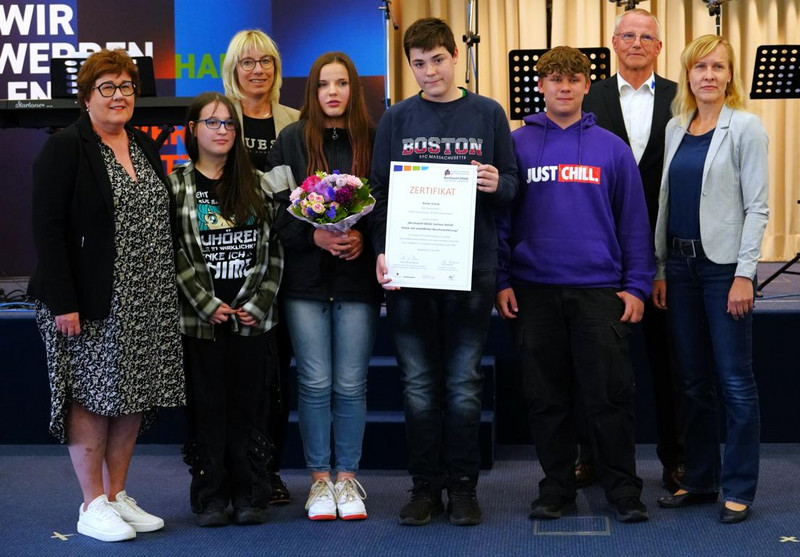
[447,477,482,526]
[196,507,229,527]
[611,496,649,523]
[529,494,577,519]
[398,479,444,526]
[268,473,291,505]
[232,506,268,525]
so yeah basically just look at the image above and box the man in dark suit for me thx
[580,8,684,492]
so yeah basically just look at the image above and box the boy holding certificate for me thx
[369,17,517,526]
[495,46,654,523]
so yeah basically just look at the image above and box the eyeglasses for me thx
[239,56,275,71]
[94,81,136,97]
[196,117,237,131]
[615,32,658,45]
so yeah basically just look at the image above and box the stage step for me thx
[1,310,500,470]
[280,410,495,470]
[281,356,497,469]
[287,355,496,411]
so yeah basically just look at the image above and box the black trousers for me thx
[579,299,685,468]
[182,328,277,513]
[513,285,642,502]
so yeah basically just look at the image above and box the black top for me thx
[243,114,276,171]
[193,170,258,304]
[267,120,382,304]
[28,112,173,319]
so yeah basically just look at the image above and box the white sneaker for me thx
[77,494,136,542]
[335,477,367,520]
[109,490,165,532]
[304,478,337,520]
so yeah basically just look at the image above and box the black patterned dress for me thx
[36,132,185,442]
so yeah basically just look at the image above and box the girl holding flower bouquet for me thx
[170,92,284,527]
[268,52,382,521]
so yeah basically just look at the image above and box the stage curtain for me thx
[388,0,800,261]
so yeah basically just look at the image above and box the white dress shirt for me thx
[617,72,656,164]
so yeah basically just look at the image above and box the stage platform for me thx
[1,262,798,465]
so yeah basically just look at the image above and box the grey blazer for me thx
[654,104,769,280]
[232,100,300,136]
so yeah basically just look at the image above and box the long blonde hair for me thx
[672,34,746,125]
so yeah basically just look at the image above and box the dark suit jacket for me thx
[28,112,169,320]
[583,73,676,233]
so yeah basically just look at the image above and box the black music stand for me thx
[50,56,157,98]
[750,45,800,294]
[508,47,611,120]
[49,56,174,147]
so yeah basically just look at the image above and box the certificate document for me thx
[385,161,477,291]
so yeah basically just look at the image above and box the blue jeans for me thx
[283,298,379,473]
[386,269,495,484]
[666,254,760,504]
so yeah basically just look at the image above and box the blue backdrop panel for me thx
[173,0,272,97]
[272,0,385,78]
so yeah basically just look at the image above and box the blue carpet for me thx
[1,445,799,556]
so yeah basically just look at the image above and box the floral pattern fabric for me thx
[37,132,184,442]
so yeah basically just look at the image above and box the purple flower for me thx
[335,187,354,205]
[326,207,337,219]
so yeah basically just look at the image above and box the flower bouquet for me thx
[287,170,375,233]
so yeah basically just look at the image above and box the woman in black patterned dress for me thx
[28,49,184,542]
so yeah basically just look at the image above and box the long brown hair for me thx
[184,92,265,224]
[300,52,372,177]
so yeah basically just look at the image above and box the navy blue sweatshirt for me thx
[368,90,518,271]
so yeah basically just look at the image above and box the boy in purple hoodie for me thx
[495,46,655,523]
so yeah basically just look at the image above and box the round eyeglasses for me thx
[196,117,237,131]
[239,56,275,71]
[94,81,136,97]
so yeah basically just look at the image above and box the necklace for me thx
[332,127,339,140]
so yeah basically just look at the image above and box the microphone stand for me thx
[704,0,735,35]
[379,0,399,108]
[607,0,646,10]
[463,0,480,94]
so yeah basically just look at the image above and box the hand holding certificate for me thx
[384,162,477,291]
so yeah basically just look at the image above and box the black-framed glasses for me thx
[239,56,275,71]
[196,117,237,131]
[94,81,136,97]
[615,32,658,45]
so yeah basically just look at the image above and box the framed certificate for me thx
[385,161,477,291]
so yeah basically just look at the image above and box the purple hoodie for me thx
[497,111,655,301]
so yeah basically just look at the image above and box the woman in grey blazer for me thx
[652,35,769,524]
